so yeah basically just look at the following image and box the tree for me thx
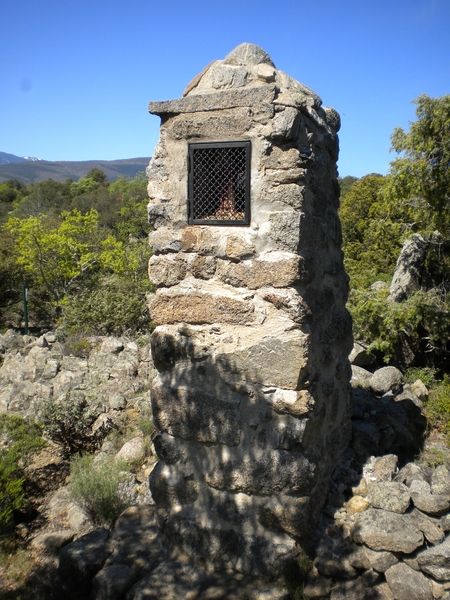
[386,94,450,235]
[5,209,105,301]
[340,174,409,287]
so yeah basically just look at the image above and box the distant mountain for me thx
[0,154,150,183]
[0,151,31,165]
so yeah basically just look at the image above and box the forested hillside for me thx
[0,157,150,184]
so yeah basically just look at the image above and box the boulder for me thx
[351,365,372,387]
[115,436,146,464]
[411,491,450,516]
[92,563,134,600]
[409,509,445,545]
[411,379,429,401]
[367,481,410,513]
[369,367,403,394]
[389,234,428,302]
[417,536,450,581]
[59,529,111,597]
[31,529,74,554]
[431,465,450,497]
[352,508,423,553]
[329,570,380,600]
[396,462,426,486]
[349,342,376,368]
[365,455,398,483]
[126,560,214,600]
[363,548,398,573]
[346,495,370,514]
[385,562,433,600]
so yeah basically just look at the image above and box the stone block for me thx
[224,235,256,259]
[167,108,254,140]
[149,289,255,326]
[152,382,241,446]
[410,508,445,545]
[149,462,198,508]
[264,388,314,417]
[148,254,187,287]
[261,182,303,209]
[216,252,300,289]
[205,449,315,495]
[149,85,276,115]
[218,328,310,389]
[262,146,300,170]
[189,254,216,279]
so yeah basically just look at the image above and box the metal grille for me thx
[188,141,251,225]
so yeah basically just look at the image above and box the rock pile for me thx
[304,351,450,599]
[0,329,155,423]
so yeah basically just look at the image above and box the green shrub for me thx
[61,274,152,337]
[425,377,450,444]
[0,453,25,532]
[61,335,94,358]
[0,414,44,532]
[349,287,449,366]
[39,395,98,457]
[404,367,438,387]
[69,454,133,525]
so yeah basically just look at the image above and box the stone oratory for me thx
[146,43,352,577]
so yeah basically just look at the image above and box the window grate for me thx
[188,141,251,225]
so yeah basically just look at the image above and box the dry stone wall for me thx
[147,43,352,576]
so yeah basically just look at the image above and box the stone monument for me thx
[147,43,352,577]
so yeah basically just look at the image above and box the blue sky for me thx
[2,0,449,176]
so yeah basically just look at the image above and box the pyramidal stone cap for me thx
[223,42,275,67]
[148,42,340,134]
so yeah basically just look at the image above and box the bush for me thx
[0,414,44,532]
[404,367,438,387]
[39,395,99,457]
[69,454,133,525]
[349,286,449,367]
[61,274,152,337]
[425,377,450,443]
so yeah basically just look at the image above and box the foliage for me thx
[60,335,94,358]
[0,414,44,532]
[404,367,438,388]
[61,275,151,336]
[0,172,151,333]
[348,286,449,365]
[69,454,133,525]
[425,377,450,443]
[387,94,450,236]
[5,209,105,302]
[341,95,450,371]
[340,174,413,288]
[38,395,99,457]
[60,237,152,336]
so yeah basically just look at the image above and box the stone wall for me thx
[147,43,352,577]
